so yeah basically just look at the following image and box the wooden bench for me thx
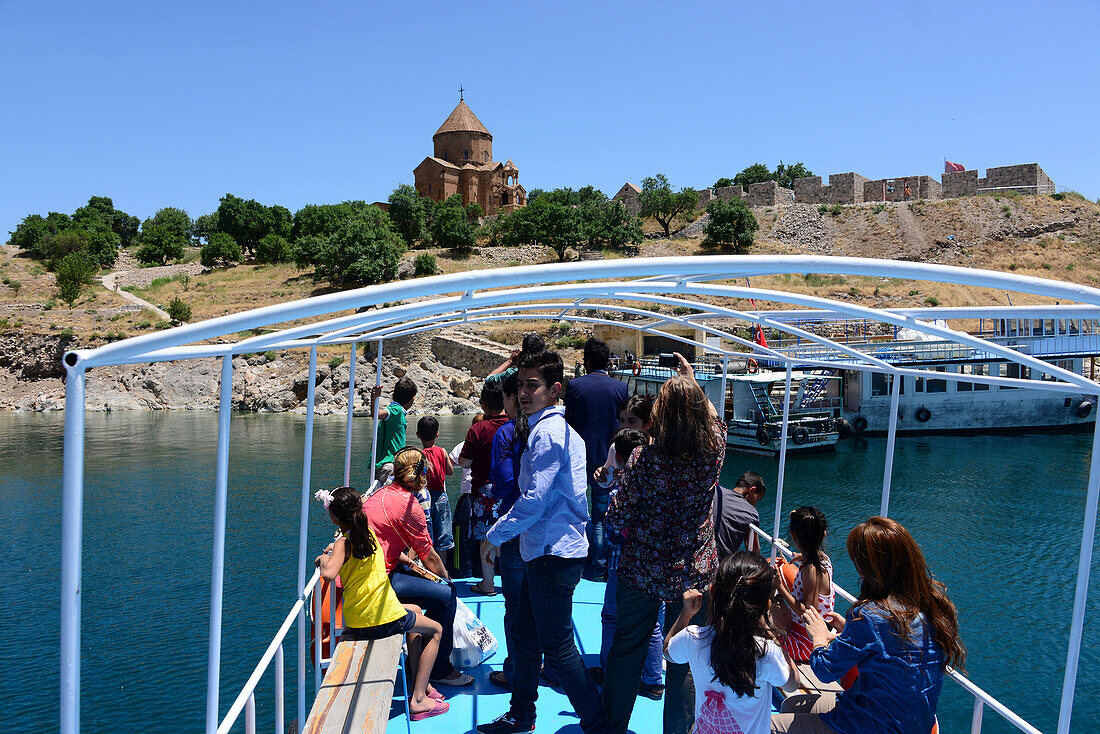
[302,635,403,734]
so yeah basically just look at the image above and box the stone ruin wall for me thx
[610,163,1053,218]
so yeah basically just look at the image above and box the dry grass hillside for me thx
[2,192,1099,355]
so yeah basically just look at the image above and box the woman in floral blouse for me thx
[602,353,727,734]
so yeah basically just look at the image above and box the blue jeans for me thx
[600,569,663,684]
[388,567,457,679]
[584,484,609,579]
[428,488,454,552]
[603,581,705,734]
[510,555,610,733]
[499,537,525,681]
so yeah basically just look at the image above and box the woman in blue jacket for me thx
[772,516,965,734]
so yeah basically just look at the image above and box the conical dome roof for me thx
[434,100,491,137]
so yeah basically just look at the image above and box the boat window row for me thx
[869,359,1081,396]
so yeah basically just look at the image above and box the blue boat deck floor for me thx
[392,577,664,734]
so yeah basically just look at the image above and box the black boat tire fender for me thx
[792,427,810,445]
[852,415,869,433]
[1078,400,1094,419]
[838,419,853,439]
[916,406,932,423]
[756,427,771,446]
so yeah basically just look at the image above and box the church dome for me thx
[433,100,491,138]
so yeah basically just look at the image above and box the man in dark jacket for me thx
[563,338,629,580]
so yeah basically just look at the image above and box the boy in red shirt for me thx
[417,416,456,556]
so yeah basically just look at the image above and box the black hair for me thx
[480,379,505,413]
[416,416,439,441]
[520,333,545,357]
[612,428,648,463]
[619,393,654,425]
[709,551,777,697]
[517,349,564,390]
[789,505,828,575]
[583,338,611,371]
[735,471,767,498]
[327,486,376,560]
[502,370,519,397]
[393,376,418,406]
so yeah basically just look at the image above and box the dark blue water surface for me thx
[1,411,1097,732]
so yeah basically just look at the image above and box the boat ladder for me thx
[798,369,837,408]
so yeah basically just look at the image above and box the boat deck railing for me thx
[749,524,1042,734]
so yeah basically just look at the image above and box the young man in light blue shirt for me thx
[479,350,610,734]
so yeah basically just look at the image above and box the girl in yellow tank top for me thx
[315,486,450,721]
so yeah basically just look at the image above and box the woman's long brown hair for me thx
[328,486,377,560]
[847,517,966,670]
[650,375,721,460]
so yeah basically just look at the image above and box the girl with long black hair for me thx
[664,551,801,734]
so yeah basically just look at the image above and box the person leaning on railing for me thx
[771,517,966,734]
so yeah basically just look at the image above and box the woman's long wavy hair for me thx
[708,551,777,697]
[650,375,721,460]
[848,517,966,670]
[328,486,377,560]
[393,447,428,492]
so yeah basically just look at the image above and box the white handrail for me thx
[218,569,321,734]
[748,524,1044,734]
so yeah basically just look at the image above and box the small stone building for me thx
[413,98,526,215]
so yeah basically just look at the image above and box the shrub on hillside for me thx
[55,251,98,308]
[702,198,758,252]
[255,233,293,264]
[413,253,439,277]
[314,208,405,287]
[200,232,242,268]
[167,297,192,324]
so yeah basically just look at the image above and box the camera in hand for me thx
[658,353,677,368]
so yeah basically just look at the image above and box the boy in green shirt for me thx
[369,376,418,484]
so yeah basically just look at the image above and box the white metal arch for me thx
[58,256,1100,734]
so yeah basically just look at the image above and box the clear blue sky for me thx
[2,1,1097,236]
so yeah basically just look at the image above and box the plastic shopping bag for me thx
[450,598,498,669]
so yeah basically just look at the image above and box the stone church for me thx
[413,97,526,215]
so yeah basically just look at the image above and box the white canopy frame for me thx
[57,256,1100,734]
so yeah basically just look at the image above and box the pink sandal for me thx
[427,687,445,701]
[410,698,449,721]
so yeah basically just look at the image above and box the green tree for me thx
[291,201,370,241]
[529,198,583,261]
[430,195,476,252]
[8,214,50,258]
[774,161,813,190]
[113,210,141,248]
[291,234,326,268]
[386,185,428,247]
[166,297,192,324]
[466,202,484,224]
[200,232,242,267]
[42,229,97,269]
[55,251,98,308]
[713,177,736,189]
[703,198,758,252]
[73,196,140,248]
[314,208,405,286]
[637,174,699,238]
[600,201,644,250]
[255,233,292,264]
[135,207,192,266]
[733,163,774,190]
[192,213,219,245]
[413,253,439,276]
[216,194,290,256]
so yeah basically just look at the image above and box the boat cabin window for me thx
[871,373,902,396]
[1041,359,1076,381]
[1000,363,1030,389]
[957,363,991,391]
[926,366,948,393]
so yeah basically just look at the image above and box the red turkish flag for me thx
[945,161,965,173]
[755,324,769,349]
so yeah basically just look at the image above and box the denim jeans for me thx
[603,581,706,734]
[599,569,663,684]
[584,484,609,579]
[428,488,454,552]
[510,555,610,733]
[388,567,457,679]
[499,537,525,681]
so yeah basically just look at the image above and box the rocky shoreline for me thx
[0,332,486,415]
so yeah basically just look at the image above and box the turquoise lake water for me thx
[1,411,1097,732]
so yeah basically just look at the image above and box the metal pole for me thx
[880,371,902,517]
[344,341,358,486]
[720,355,729,421]
[771,362,794,561]
[60,362,85,734]
[297,347,318,729]
[970,698,984,734]
[275,644,285,734]
[205,355,234,734]
[1056,412,1100,734]
[368,340,385,489]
